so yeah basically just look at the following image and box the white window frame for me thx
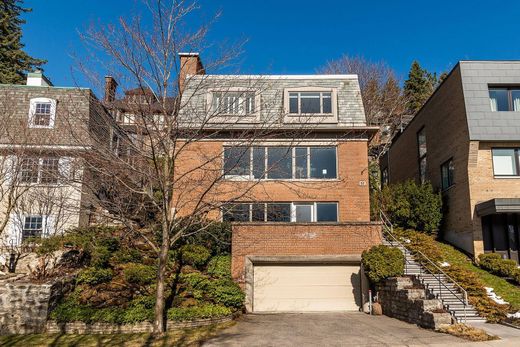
[221,202,339,223]
[28,97,57,129]
[283,87,338,123]
[223,144,338,181]
[19,156,69,186]
[207,88,260,123]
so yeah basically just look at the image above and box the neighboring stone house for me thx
[176,53,381,313]
[0,72,110,264]
[380,61,520,263]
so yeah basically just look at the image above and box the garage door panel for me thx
[253,264,360,312]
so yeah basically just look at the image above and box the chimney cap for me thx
[179,52,200,57]
[27,70,53,87]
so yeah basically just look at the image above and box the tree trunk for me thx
[153,225,170,334]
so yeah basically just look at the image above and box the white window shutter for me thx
[58,157,71,181]
[43,215,56,237]
[2,155,17,186]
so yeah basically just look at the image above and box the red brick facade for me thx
[231,222,382,284]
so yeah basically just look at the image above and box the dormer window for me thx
[284,88,337,123]
[28,97,56,128]
[212,91,256,115]
[289,91,332,114]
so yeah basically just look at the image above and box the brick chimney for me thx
[179,53,205,92]
[104,76,118,102]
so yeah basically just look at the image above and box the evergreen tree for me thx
[403,61,434,114]
[0,0,45,84]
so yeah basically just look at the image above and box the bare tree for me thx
[319,55,408,157]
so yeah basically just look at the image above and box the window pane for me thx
[266,203,291,222]
[417,129,427,157]
[322,93,332,114]
[492,149,518,175]
[295,204,313,222]
[224,147,250,176]
[40,157,59,184]
[489,89,509,111]
[222,204,250,222]
[441,160,453,190]
[512,90,520,111]
[419,157,427,183]
[316,203,338,222]
[252,203,265,221]
[245,93,255,114]
[267,147,292,179]
[22,216,43,240]
[295,147,308,179]
[289,93,298,114]
[310,147,336,179]
[20,158,39,183]
[253,147,265,179]
[300,92,321,113]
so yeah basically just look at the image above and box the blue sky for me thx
[22,0,520,91]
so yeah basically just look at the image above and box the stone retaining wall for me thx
[0,276,74,334]
[46,315,235,334]
[377,276,452,330]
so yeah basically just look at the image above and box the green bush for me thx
[76,267,113,286]
[382,180,442,234]
[179,244,211,268]
[479,253,519,279]
[123,263,156,286]
[112,248,143,264]
[183,222,232,255]
[362,245,404,283]
[207,256,231,278]
[167,304,232,321]
[207,279,244,309]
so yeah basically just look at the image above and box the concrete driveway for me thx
[202,313,466,347]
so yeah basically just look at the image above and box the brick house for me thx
[380,61,520,263]
[176,54,381,313]
[0,72,110,259]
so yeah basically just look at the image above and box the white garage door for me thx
[253,264,360,312]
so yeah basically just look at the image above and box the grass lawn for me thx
[436,241,520,311]
[0,321,234,347]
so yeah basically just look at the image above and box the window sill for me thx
[28,125,54,129]
[493,176,520,179]
[223,177,340,182]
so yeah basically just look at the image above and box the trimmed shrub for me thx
[77,267,113,286]
[207,255,231,278]
[123,263,156,286]
[167,304,232,321]
[179,244,211,268]
[207,279,244,309]
[382,180,442,234]
[112,248,143,264]
[479,253,519,279]
[362,245,404,283]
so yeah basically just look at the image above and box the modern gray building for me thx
[381,61,520,262]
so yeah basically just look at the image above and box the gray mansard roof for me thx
[460,61,520,140]
[180,74,367,127]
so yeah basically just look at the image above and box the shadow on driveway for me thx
[203,312,467,347]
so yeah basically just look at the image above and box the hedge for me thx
[362,245,404,283]
[479,253,520,284]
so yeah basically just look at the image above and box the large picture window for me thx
[223,146,337,180]
[489,87,520,111]
[222,202,338,223]
[20,157,61,184]
[492,148,520,176]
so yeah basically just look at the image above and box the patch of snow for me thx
[484,287,509,305]
[404,239,411,244]
[507,311,520,319]
[439,262,450,267]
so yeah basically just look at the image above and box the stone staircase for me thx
[382,237,486,323]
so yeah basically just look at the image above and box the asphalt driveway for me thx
[203,313,466,347]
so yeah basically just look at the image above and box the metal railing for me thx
[379,211,468,323]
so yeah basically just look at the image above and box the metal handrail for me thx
[379,211,468,323]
